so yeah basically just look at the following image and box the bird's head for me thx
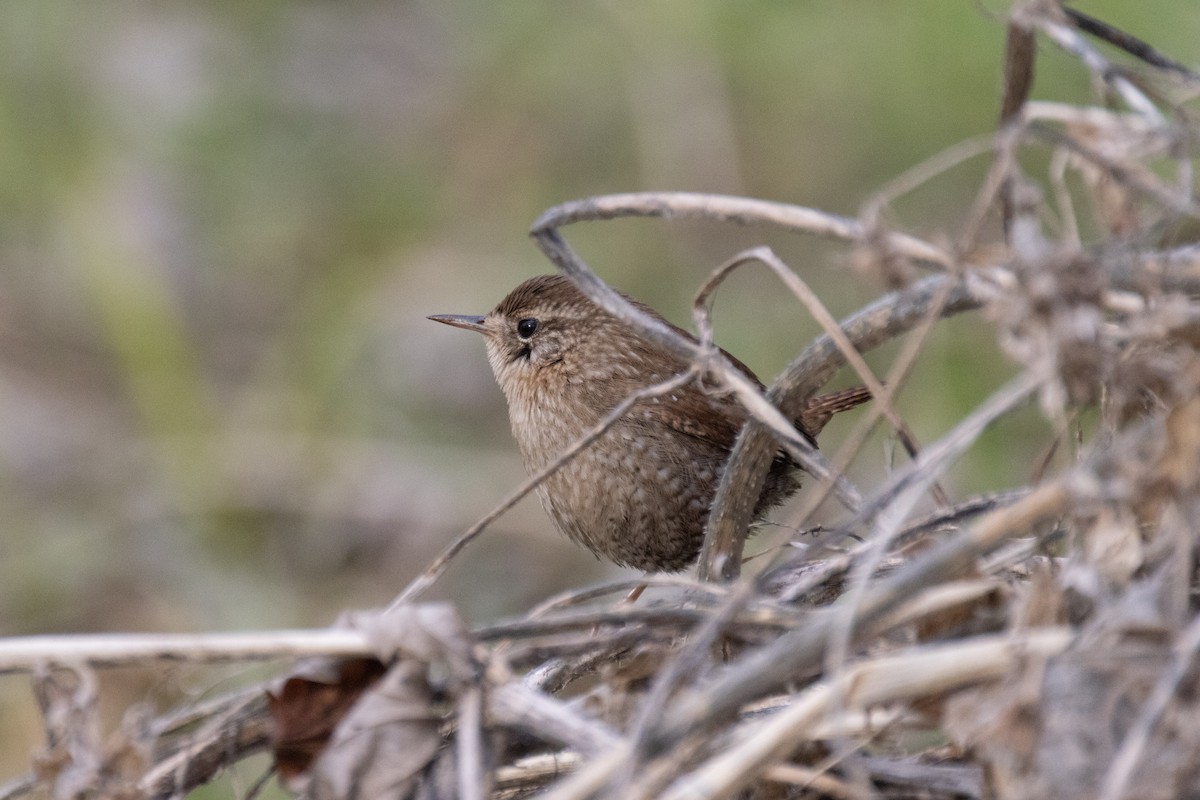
[428,275,614,398]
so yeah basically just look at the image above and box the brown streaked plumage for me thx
[429,275,870,571]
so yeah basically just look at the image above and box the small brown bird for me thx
[430,275,870,571]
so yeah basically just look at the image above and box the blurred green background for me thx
[0,0,1193,784]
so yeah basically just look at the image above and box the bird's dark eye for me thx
[517,318,539,339]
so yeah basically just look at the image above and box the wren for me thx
[429,275,869,572]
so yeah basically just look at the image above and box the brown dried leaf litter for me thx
[5,3,1200,799]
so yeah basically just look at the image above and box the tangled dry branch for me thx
[4,2,1200,798]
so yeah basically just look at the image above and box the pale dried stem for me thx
[490,682,621,755]
[0,629,371,673]
[531,191,954,268]
[0,777,35,800]
[458,685,487,800]
[768,491,1028,604]
[619,734,709,800]
[772,494,1027,606]
[823,371,1045,702]
[1024,100,1170,132]
[692,247,875,509]
[546,483,1072,797]
[658,628,1072,800]
[850,370,1044,527]
[538,744,633,800]
[763,764,863,800]
[866,134,997,213]
[871,578,1001,633]
[1098,610,1200,800]
[699,272,988,581]
[1030,5,1200,211]
[139,693,271,799]
[1031,13,1165,125]
[476,601,800,644]
[623,578,759,772]
[660,481,1071,746]
[489,575,722,675]
[767,255,962,548]
[494,752,583,798]
[696,246,949,506]
[526,576,726,619]
[957,123,1023,254]
[892,488,1031,549]
[1027,121,1199,218]
[1048,146,1082,247]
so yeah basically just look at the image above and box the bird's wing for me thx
[605,299,869,448]
[629,378,750,453]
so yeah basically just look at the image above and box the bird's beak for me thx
[428,314,488,334]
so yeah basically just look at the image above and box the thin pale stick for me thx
[475,604,734,643]
[554,485,1072,798]
[489,683,621,755]
[656,629,1072,800]
[658,481,1071,749]
[1032,14,1165,125]
[846,369,1044,528]
[764,765,862,800]
[776,269,961,546]
[0,776,36,800]
[957,123,1023,255]
[1048,147,1082,248]
[767,492,1027,606]
[494,752,583,797]
[0,629,371,673]
[822,371,1045,716]
[1098,610,1200,800]
[688,247,878,508]
[140,710,272,800]
[537,744,634,800]
[1026,121,1199,217]
[866,133,996,212]
[457,685,487,800]
[526,576,727,619]
[624,579,759,770]
[531,191,953,269]
[699,272,987,581]
[697,246,950,507]
[0,604,766,674]
[1037,7,1197,199]
[892,488,1031,549]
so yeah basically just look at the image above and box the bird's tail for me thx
[797,385,874,438]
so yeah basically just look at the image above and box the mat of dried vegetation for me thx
[3,3,1200,799]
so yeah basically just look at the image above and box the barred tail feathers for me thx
[797,385,874,438]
